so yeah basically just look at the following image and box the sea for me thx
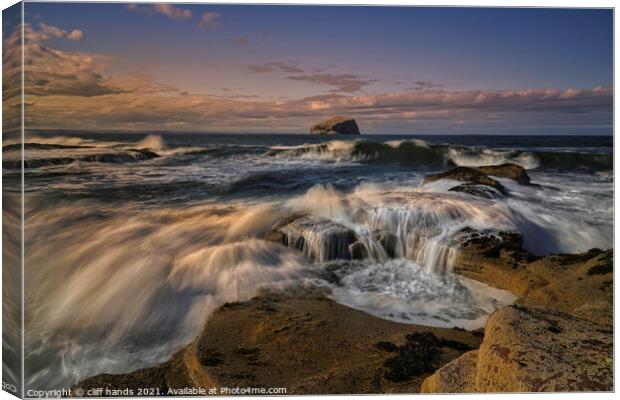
[1,132,613,390]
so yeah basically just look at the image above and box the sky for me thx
[2,3,614,134]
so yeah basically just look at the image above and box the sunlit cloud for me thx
[198,11,222,30]
[127,4,192,21]
[38,22,84,41]
[66,29,84,41]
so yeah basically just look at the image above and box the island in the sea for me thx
[310,116,360,135]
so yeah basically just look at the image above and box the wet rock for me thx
[476,163,531,185]
[373,230,398,257]
[382,333,474,382]
[449,183,504,199]
[348,241,369,259]
[310,116,360,135]
[265,215,358,262]
[382,333,443,382]
[421,167,508,195]
[374,341,399,353]
[455,228,525,258]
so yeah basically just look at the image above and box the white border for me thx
[0,1,616,400]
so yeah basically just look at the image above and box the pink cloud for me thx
[198,12,222,30]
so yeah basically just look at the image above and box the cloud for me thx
[287,73,378,93]
[128,4,192,21]
[23,80,613,132]
[198,12,221,30]
[407,81,443,91]
[38,23,84,41]
[5,23,174,99]
[9,22,612,133]
[66,29,84,41]
[248,62,304,74]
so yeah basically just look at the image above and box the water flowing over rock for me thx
[448,184,504,199]
[265,215,359,262]
[348,241,369,259]
[310,116,360,135]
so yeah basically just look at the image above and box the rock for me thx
[476,163,531,185]
[474,306,612,392]
[310,116,360,135]
[455,237,613,325]
[265,215,358,262]
[423,305,612,393]
[445,240,613,391]
[373,231,398,257]
[421,167,507,195]
[421,350,478,393]
[519,249,613,326]
[449,183,504,199]
[74,289,481,394]
[348,241,369,259]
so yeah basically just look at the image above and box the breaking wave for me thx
[269,139,612,171]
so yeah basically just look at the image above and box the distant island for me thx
[310,116,360,135]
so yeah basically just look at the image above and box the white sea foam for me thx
[448,147,541,169]
[317,259,516,330]
[137,134,166,150]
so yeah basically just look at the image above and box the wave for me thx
[136,134,166,151]
[3,142,95,152]
[11,136,612,173]
[268,139,612,172]
[3,149,160,169]
[269,139,448,168]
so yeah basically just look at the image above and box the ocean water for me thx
[2,132,613,390]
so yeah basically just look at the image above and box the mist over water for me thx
[3,132,612,390]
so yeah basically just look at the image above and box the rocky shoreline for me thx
[73,164,613,394]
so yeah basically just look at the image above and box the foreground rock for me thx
[423,247,613,393]
[310,116,360,135]
[455,232,613,324]
[422,305,612,393]
[74,289,481,395]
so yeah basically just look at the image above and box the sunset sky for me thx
[2,3,613,134]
